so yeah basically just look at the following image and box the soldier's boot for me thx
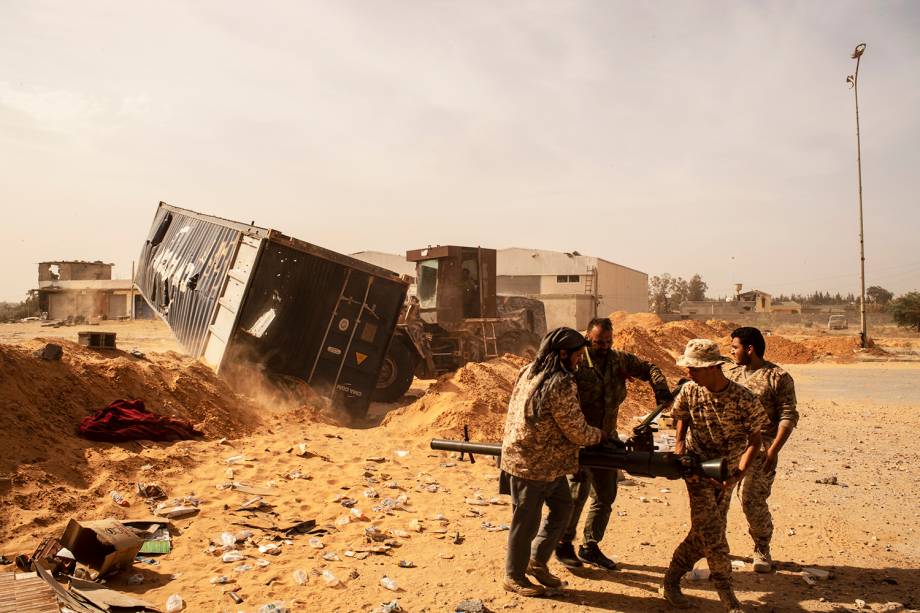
[752,545,773,573]
[554,542,583,568]
[503,575,545,597]
[526,559,563,588]
[716,587,744,613]
[658,568,691,609]
[578,542,618,570]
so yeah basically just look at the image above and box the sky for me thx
[2,1,919,302]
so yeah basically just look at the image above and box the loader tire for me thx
[373,340,418,403]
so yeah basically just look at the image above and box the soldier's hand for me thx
[764,449,779,473]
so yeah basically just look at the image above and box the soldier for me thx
[555,317,672,570]
[500,327,606,597]
[725,327,799,573]
[661,339,769,613]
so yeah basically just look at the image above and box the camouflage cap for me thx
[676,338,727,368]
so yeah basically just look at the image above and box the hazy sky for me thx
[2,1,919,302]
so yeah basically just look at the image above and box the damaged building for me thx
[35,260,146,321]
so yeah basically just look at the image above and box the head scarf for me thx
[524,327,587,420]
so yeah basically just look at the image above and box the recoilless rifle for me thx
[430,380,728,482]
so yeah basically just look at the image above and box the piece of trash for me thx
[364,488,379,499]
[135,555,159,565]
[259,604,290,613]
[322,552,340,561]
[816,476,839,485]
[321,569,342,587]
[489,497,508,505]
[226,591,244,604]
[398,560,415,568]
[110,491,130,507]
[802,572,817,586]
[465,497,489,506]
[788,528,796,536]
[60,518,144,576]
[226,468,235,479]
[308,538,324,549]
[234,564,253,573]
[731,560,745,569]
[127,573,145,585]
[660,488,671,494]
[855,599,867,610]
[408,519,423,532]
[340,497,358,508]
[481,522,510,532]
[293,569,308,585]
[639,496,649,503]
[221,532,237,547]
[366,456,386,463]
[802,567,831,580]
[33,343,63,361]
[372,601,402,613]
[136,483,167,499]
[380,575,399,592]
[334,516,351,527]
[210,576,233,584]
[259,544,281,555]
[237,496,264,511]
[222,551,245,563]
[165,594,184,613]
[350,508,367,520]
[392,529,410,538]
[256,559,271,568]
[395,450,410,458]
[684,566,710,581]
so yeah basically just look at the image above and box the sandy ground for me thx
[0,319,182,354]
[1,322,919,612]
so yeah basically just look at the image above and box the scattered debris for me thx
[32,343,63,361]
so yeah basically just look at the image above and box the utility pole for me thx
[847,43,868,348]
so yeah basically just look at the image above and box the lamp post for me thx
[847,42,868,349]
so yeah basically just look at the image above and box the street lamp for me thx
[847,42,868,349]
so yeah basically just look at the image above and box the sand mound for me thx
[609,311,663,330]
[760,334,816,364]
[614,326,683,378]
[0,339,263,481]
[705,319,737,336]
[801,335,885,361]
[382,355,528,442]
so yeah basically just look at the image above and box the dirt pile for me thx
[382,355,528,442]
[608,311,663,329]
[613,326,683,378]
[759,334,817,364]
[0,339,262,481]
[802,335,885,361]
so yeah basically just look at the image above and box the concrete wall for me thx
[538,274,586,294]
[38,261,112,282]
[596,261,647,315]
[496,275,542,295]
[45,290,131,320]
[536,294,595,331]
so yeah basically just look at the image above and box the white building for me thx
[496,248,648,331]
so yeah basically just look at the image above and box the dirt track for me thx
[0,323,918,612]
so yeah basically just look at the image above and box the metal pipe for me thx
[849,43,868,348]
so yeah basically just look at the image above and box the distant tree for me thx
[866,285,894,306]
[0,293,40,323]
[648,273,691,314]
[890,292,920,332]
[687,274,708,301]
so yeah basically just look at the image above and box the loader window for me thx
[418,259,439,309]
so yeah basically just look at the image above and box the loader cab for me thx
[406,246,497,325]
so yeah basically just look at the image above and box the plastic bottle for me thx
[321,569,341,587]
[292,569,308,585]
[165,594,184,613]
[380,575,398,592]
[110,491,129,507]
[221,551,244,563]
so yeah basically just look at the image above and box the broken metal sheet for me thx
[31,561,101,613]
[0,571,59,613]
[69,578,159,611]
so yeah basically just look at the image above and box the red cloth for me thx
[78,399,203,442]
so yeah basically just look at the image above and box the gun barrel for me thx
[429,439,727,481]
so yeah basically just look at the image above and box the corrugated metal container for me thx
[136,202,408,415]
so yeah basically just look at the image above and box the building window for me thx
[556,275,580,283]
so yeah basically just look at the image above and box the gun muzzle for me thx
[699,457,728,482]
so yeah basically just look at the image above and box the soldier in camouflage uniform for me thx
[500,327,605,597]
[556,317,672,570]
[661,339,769,613]
[725,327,799,573]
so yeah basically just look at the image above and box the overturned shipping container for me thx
[135,202,408,416]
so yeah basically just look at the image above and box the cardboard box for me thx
[59,519,143,576]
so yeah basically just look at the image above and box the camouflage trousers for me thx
[741,438,776,550]
[666,479,733,590]
[561,467,618,545]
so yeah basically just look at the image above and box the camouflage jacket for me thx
[671,380,770,468]
[724,361,798,438]
[574,348,671,435]
[501,366,604,481]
